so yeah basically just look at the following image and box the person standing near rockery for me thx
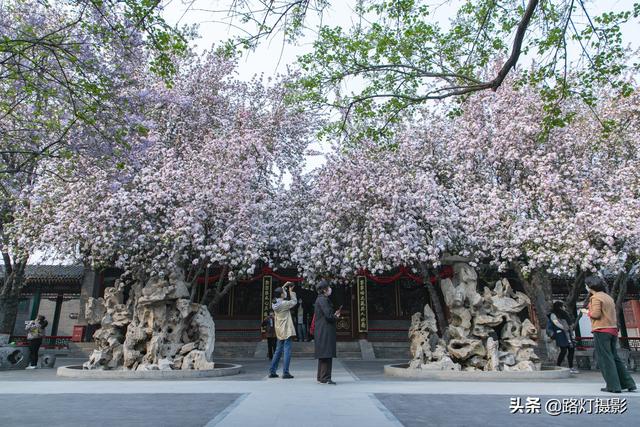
[25,315,47,369]
[547,301,580,374]
[314,280,341,385]
[261,309,277,360]
[268,282,297,379]
[583,277,636,393]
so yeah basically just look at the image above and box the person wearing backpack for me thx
[314,280,341,385]
[25,315,48,369]
[546,301,579,374]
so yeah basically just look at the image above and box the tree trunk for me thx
[200,266,236,317]
[420,263,447,335]
[0,295,20,335]
[564,269,586,325]
[612,271,628,314]
[201,267,224,311]
[0,258,27,335]
[512,264,552,331]
[207,279,237,317]
[612,270,629,347]
[512,263,554,362]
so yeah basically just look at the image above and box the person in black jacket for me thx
[314,280,341,385]
[547,301,580,373]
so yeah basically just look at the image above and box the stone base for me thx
[56,363,242,379]
[0,346,29,370]
[384,363,570,381]
[0,346,57,370]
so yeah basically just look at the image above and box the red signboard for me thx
[71,325,85,342]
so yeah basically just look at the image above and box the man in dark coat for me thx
[314,280,341,384]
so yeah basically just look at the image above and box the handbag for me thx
[310,313,316,336]
[545,318,556,339]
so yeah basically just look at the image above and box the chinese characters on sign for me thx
[261,276,272,332]
[509,397,628,416]
[356,276,368,333]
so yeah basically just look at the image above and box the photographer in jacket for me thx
[268,282,297,379]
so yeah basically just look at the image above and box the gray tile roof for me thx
[0,265,85,284]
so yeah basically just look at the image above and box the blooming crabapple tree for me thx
[0,0,175,334]
[264,173,315,271]
[1,0,187,174]
[289,141,459,326]
[144,53,313,314]
[289,77,639,339]
[19,52,314,302]
[12,53,315,368]
[436,80,640,330]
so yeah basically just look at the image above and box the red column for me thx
[630,300,640,331]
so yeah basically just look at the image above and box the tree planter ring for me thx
[56,363,242,379]
[384,363,570,381]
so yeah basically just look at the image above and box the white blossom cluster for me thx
[11,54,316,280]
[443,83,640,276]
[285,81,640,281]
[10,72,640,284]
[288,141,459,282]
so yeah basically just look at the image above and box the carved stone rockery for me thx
[409,262,540,372]
[83,271,215,371]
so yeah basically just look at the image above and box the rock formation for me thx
[408,262,540,372]
[83,270,215,371]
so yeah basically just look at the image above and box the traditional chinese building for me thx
[201,265,433,342]
[8,264,640,354]
[2,265,83,338]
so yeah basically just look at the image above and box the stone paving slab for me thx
[207,359,401,427]
[1,358,639,427]
[0,393,243,427]
[2,378,640,397]
[375,393,639,427]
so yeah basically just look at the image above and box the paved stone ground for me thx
[0,393,243,427]
[1,357,638,426]
[375,393,639,427]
